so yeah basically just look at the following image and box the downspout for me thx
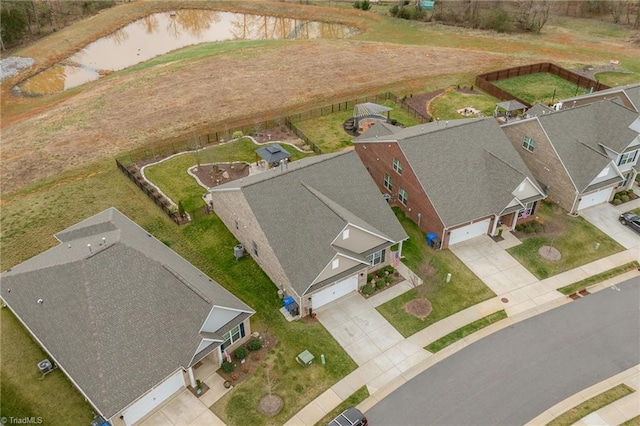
[570,191,581,216]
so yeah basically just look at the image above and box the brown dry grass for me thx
[2,0,639,194]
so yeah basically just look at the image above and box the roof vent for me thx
[37,299,43,304]
[87,244,92,254]
[102,237,107,245]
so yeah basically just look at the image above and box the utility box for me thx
[234,244,244,260]
[426,233,441,248]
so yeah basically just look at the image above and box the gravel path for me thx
[0,56,35,81]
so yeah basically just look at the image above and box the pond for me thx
[16,10,357,96]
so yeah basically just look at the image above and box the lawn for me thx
[547,384,635,426]
[428,89,501,120]
[144,137,314,211]
[595,71,640,87]
[294,100,424,154]
[1,158,354,426]
[425,310,507,353]
[508,201,624,279]
[0,308,95,424]
[557,261,640,295]
[492,72,591,105]
[377,209,496,338]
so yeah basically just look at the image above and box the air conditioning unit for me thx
[38,359,55,376]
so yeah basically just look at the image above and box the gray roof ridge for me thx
[575,139,609,158]
[398,117,491,142]
[481,148,527,179]
[301,182,392,241]
[226,152,349,190]
[161,264,212,304]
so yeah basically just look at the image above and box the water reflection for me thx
[18,10,356,96]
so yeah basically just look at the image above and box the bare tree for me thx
[264,367,279,397]
[515,0,550,33]
[610,0,627,23]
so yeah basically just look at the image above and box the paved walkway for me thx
[136,202,640,426]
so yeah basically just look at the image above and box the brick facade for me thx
[502,120,579,213]
[210,190,295,297]
[354,142,445,239]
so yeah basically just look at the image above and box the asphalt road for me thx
[366,278,640,426]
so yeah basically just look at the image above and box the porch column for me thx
[491,215,499,236]
[397,240,404,258]
[187,367,197,388]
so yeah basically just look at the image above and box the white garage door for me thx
[123,370,184,425]
[312,275,358,309]
[578,188,613,210]
[448,218,491,246]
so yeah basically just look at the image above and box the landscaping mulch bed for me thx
[360,271,405,299]
[217,332,278,387]
[404,297,432,319]
[252,125,299,144]
[402,89,444,119]
[191,163,250,188]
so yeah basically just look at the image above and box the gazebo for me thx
[353,102,393,133]
[494,100,528,122]
[255,144,291,167]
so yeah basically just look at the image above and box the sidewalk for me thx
[286,246,640,426]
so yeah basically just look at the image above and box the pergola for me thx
[353,102,392,124]
[494,100,528,122]
[255,144,291,167]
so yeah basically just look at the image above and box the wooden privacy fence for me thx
[475,62,609,107]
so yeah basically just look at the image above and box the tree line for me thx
[0,0,116,50]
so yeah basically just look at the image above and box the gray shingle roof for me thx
[0,208,253,418]
[392,118,543,227]
[561,82,640,112]
[535,99,638,192]
[212,151,407,297]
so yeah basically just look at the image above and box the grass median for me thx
[426,310,507,353]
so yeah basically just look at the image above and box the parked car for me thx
[619,212,640,234]
[328,407,368,426]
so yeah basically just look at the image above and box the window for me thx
[221,323,246,351]
[518,201,537,219]
[393,158,403,174]
[383,173,393,191]
[332,258,339,269]
[522,136,535,152]
[366,250,385,266]
[252,241,258,256]
[398,188,408,205]
[618,172,632,188]
[618,150,638,166]
[342,229,350,240]
[597,166,610,178]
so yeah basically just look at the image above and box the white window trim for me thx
[619,150,638,166]
[398,188,408,205]
[393,158,403,174]
[366,250,384,266]
[523,136,535,152]
[383,173,393,191]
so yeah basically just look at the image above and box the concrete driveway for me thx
[580,200,640,249]
[449,235,538,295]
[316,292,407,366]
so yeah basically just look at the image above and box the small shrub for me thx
[231,373,238,381]
[375,280,385,289]
[247,338,262,351]
[385,275,393,284]
[384,265,395,274]
[232,130,243,139]
[242,365,249,373]
[234,346,248,360]
[222,360,235,373]
[621,195,630,203]
[353,0,361,9]
[376,269,386,278]
[628,188,634,194]
[361,0,371,10]
[295,383,304,393]
[613,198,623,205]
[367,273,373,283]
[390,119,398,125]
[361,284,375,295]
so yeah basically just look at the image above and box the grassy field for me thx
[0,160,354,425]
[547,384,635,426]
[4,2,640,422]
[425,310,507,353]
[429,89,501,120]
[508,202,624,279]
[493,72,591,105]
[0,308,95,423]
[377,209,495,337]
[595,71,640,87]
[144,138,313,211]
[557,261,640,295]
[294,100,424,153]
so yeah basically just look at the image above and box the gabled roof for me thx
[497,100,527,111]
[0,208,253,418]
[560,82,640,112]
[212,151,408,297]
[354,118,476,142]
[363,118,543,227]
[256,144,291,164]
[533,99,638,191]
[353,102,392,118]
